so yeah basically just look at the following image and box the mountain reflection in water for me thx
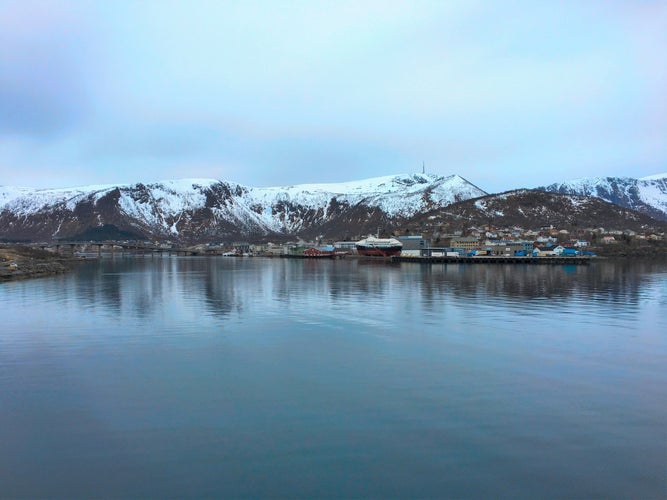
[0,256,665,498]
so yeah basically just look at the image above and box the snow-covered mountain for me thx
[539,174,667,221]
[0,173,486,242]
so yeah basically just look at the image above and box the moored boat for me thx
[355,236,403,257]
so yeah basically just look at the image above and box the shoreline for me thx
[1,242,665,283]
[0,245,79,282]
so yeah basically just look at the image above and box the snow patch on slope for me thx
[640,173,667,181]
[1,185,118,215]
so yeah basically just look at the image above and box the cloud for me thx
[0,1,664,192]
[0,1,97,137]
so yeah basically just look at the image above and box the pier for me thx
[392,255,592,265]
[18,242,595,264]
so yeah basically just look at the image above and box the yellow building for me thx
[450,237,480,251]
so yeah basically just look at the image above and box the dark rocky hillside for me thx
[540,175,667,221]
[407,190,667,234]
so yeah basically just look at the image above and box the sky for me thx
[0,0,665,193]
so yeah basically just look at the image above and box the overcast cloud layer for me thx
[0,0,665,192]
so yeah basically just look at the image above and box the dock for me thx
[391,255,592,265]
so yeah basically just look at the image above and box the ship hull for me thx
[356,246,402,257]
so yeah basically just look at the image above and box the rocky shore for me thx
[0,245,77,282]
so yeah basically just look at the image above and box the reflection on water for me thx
[33,257,667,325]
[0,256,665,498]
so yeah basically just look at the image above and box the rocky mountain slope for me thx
[0,174,486,242]
[3,172,666,243]
[408,189,667,235]
[539,173,667,221]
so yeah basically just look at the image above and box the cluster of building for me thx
[148,224,664,258]
[393,225,664,257]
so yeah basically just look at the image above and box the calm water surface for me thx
[1,257,666,498]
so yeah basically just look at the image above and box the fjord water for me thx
[1,257,665,498]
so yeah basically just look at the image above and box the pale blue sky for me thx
[1,0,665,192]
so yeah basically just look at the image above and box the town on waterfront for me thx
[39,222,667,258]
[4,221,666,281]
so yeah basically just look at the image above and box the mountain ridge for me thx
[0,173,487,242]
[408,189,667,235]
[539,174,667,221]
[1,172,666,243]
